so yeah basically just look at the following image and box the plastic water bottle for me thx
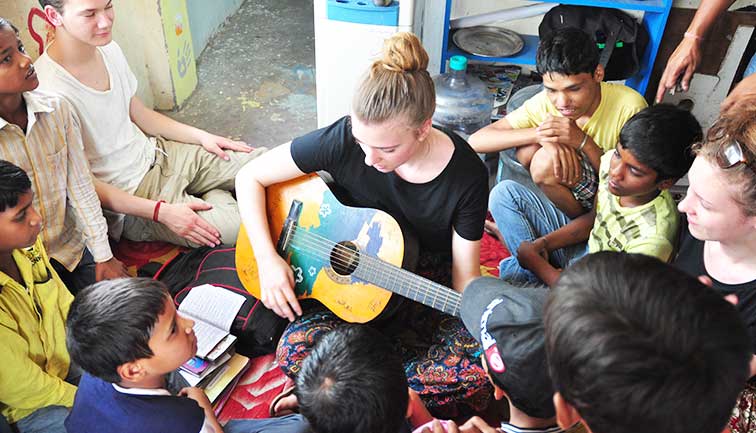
[432,56,493,138]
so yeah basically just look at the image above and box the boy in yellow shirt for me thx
[470,28,647,218]
[0,160,77,433]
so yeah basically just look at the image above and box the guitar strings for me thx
[283,226,461,312]
[285,227,460,310]
[288,234,460,313]
[287,226,459,310]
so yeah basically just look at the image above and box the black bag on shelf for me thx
[538,5,650,81]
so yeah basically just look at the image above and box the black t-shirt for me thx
[290,116,488,257]
[674,217,756,352]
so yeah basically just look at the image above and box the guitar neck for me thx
[353,258,461,317]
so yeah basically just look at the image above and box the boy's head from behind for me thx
[0,160,42,252]
[545,252,751,433]
[40,0,115,48]
[609,104,701,198]
[296,325,409,433]
[460,277,554,420]
[0,17,39,95]
[536,27,603,121]
[66,278,197,385]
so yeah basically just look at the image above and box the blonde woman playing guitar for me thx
[236,33,490,418]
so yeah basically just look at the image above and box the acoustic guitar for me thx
[235,174,461,323]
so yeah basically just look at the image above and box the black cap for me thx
[460,277,554,419]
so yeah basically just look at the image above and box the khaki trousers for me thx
[122,137,266,247]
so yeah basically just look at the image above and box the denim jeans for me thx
[12,364,83,433]
[489,180,587,283]
[14,406,69,433]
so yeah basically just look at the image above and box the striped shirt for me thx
[588,152,679,261]
[0,90,112,270]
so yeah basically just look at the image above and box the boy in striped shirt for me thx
[0,17,126,292]
[493,104,702,286]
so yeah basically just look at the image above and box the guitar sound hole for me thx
[331,241,359,276]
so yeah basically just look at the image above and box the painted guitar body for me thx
[235,174,461,323]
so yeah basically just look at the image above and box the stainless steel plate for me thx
[452,26,524,58]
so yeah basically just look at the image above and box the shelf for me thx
[447,33,539,65]
[441,0,674,95]
[527,0,668,13]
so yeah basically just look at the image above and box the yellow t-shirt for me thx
[588,153,679,261]
[0,237,75,423]
[505,82,648,153]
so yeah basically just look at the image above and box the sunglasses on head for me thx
[716,140,756,175]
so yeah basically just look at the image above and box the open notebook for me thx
[179,284,245,359]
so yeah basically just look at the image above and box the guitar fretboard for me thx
[288,227,462,317]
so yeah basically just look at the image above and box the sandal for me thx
[269,378,298,417]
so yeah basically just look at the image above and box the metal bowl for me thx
[452,26,524,58]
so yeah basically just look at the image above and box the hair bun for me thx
[374,32,429,73]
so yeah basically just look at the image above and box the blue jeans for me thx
[14,406,69,433]
[224,414,309,433]
[489,180,587,283]
[13,363,83,433]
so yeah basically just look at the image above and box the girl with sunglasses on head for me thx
[674,102,756,432]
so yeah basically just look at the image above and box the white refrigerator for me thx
[314,0,424,128]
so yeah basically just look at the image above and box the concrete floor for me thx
[167,0,316,149]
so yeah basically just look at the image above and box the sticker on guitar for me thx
[236,174,462,323]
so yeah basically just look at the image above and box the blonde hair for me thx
[352,32,435,127]
[694,101,756,216]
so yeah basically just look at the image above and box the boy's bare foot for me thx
[484,220,504,245]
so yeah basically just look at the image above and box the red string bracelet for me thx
[153,200,166,222]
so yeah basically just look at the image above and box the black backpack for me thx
[539,6,649,81]
[139,247,288,357]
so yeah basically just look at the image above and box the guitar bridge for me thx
[276,200,303,255]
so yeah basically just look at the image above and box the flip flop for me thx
[269,379,298,417]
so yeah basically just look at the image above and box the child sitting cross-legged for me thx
[494,104,702,286]
[64,278,308,433]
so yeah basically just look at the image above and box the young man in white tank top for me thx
[34,0,267,248]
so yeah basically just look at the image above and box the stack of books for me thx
[176,284,252,412]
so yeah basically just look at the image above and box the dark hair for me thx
[38,0,65,12]
[66,278,169,383]
[536,28,599,77]
[0,17,19,35]
[619,104,701,181]
[545,252,751,433]
[0,160,31,213]
[296,325,409,433]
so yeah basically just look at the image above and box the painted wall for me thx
[186,0,243,56]
[0,0,203,109]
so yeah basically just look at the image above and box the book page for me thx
[179,284,246,332]
[192,320,228,358]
